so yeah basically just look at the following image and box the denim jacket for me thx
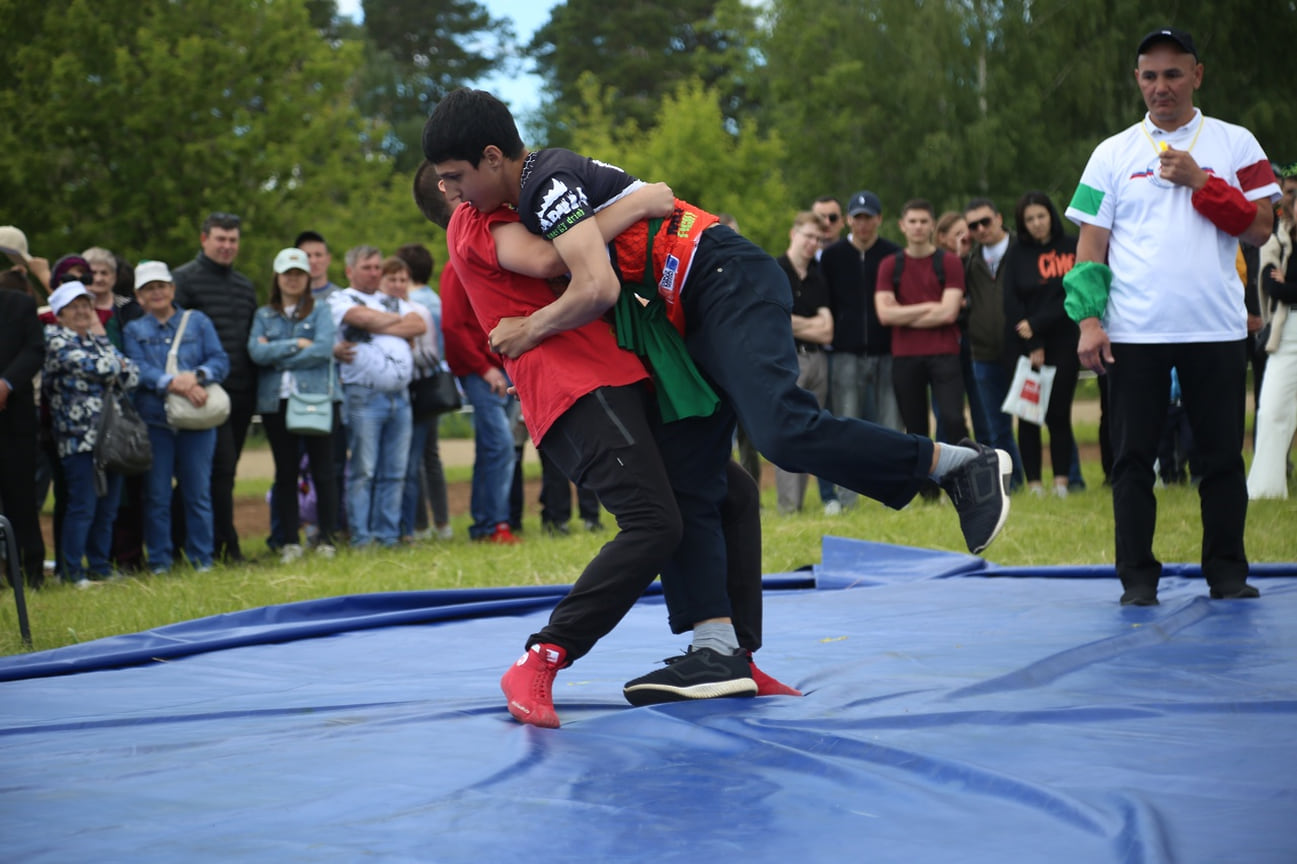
[42,325,140,458]
[123,306,230,428]
[247,302,337,414]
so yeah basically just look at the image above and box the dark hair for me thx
[0,269,30,294]
[812,194,840,207]
[270,272,315,319]
[421,88,524,168]
[395,244,434,285]
[900,198,935,218]
[201,211,241,233]
[413,160,454,229]
[1013,191,1064,246]
[294,230,326,248]
[113,255,135,299]
[964,197,998,215]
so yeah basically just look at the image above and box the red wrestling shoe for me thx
[500,642,566,728]
[749,659,803,697]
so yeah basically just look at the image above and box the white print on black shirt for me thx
[535,178,591,238]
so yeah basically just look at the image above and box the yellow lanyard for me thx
[1143,115,1204,154]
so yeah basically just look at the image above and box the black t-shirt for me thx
[820,236,900,355]
[777,254,831,350]
[517,149,640,241]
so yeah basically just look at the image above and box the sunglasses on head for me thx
[967,216,994,230]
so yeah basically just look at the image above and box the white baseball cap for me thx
[49,281,93,315]
[274,247,310,274]
[134,260,174,291]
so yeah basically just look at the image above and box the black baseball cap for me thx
[1136,28,1198,61]
[847,191,882,217]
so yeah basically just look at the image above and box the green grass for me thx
[3,456,1294,657]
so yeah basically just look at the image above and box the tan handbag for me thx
[164,310,231,430]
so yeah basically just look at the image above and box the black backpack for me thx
[890,248,945,289]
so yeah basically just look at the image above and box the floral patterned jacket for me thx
[43,325,140,459]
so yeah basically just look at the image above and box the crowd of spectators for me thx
[1,161,1291,586]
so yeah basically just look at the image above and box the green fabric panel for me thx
[1068,183,1104,217]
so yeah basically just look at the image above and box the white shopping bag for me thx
[1000,355,1056,426]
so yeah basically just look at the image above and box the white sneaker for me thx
[280,544,304,564]
[823,500,843,516]
[1053,484,1069,499]
[315,543,337,559]
[434,524,454,540]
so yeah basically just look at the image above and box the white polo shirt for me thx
[1065,109,1279,343]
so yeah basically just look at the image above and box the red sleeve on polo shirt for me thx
[1237,159,1277,195]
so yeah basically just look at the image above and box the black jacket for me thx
[821,236,900,355]
[0,290,45,401]
[173,252,258,392]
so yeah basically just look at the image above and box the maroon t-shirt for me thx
[875,250,964,357]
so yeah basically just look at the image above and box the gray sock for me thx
[930,443,978,481]
[691,620,740,656]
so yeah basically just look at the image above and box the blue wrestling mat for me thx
[2,538,1294,863]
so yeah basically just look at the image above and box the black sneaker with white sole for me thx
[939,439,1012,554]
[622,647,758,707]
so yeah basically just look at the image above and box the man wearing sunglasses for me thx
[963,198,1025,490]
[812,195,846,251]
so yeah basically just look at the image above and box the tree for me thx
[359,0,515,170]
[528,0,761,148]
[563,76,793,253]
[0,0,433,296]
[760,0,982,219]
[757,0,1293,230]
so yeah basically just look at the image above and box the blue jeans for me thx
[972,359,1025,489]
[144,425,216,570]
[831,352,902,432]
[459,373,516,538]
[829,352,901,508]
[345,387,412,547]
[61,451,123,582]
[960,335,991,445]
[401,415,432,537]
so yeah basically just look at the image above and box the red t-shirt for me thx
[875,250,964,357]
[439,262,497,379]
[447,203,649,445]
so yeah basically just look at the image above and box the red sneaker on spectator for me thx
[476,523,521,544]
